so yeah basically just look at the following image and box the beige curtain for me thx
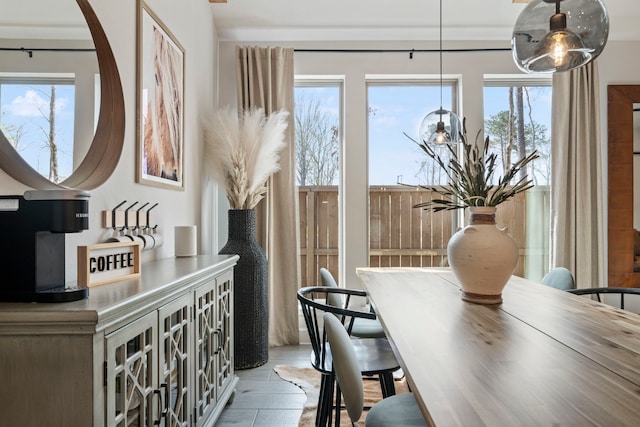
[236,46,300,346]
[550,60,604,288]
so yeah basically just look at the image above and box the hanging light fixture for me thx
[511,0,609,73]
[419,0,461,145]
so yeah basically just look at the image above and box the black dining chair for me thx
[297,286,401,427]
[567,287,640,312]
[319,268,386,339]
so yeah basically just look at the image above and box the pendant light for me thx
[512,0,609,73]
[419,0,461,145]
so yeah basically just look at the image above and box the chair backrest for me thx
[320,267,343,308]
[323,313,364,424]
[297,286,376,373]
[567,287,640,312]
[541,267,575,290]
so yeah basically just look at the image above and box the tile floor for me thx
[215,344,313,426]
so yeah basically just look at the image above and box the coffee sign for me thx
[78,241,141,287]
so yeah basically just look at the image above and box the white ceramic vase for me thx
[447,206,518,304]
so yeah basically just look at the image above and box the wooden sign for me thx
[77,241,142,287]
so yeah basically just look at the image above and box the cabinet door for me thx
[215,270,234,396]
[105,311,158,427]
[193,271,235,426]
[193,280,217,424]
[158,295,191,427]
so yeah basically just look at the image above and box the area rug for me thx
[274,364,409,427]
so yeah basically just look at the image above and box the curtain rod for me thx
[294,47,511,58]
[0,47,96,58]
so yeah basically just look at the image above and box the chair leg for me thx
[326,373,336,427]
[317,374,334,427]
[334,384,342,427]
[317,374,328,427]
[379,372,396,397]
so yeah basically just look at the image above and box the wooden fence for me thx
[298,186,549,287]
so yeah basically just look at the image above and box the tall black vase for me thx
[219,209,268,369]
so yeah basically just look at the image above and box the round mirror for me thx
[0,0,124,190]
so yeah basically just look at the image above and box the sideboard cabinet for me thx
[0,254,238,427]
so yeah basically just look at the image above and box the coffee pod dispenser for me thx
[0,189,90,302]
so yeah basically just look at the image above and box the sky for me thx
[368,85,448,186]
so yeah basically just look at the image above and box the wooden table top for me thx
[357,267,640,427]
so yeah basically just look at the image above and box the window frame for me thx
[294,76,345,287]
[483,74,553,281]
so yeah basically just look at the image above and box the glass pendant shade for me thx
[512,0,609,73]
[419,109,462,145]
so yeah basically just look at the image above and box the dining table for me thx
[356,267,640,427]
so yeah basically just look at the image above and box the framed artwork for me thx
[136,0,185,190]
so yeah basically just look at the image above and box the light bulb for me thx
[550,32,568,66]
[434,120,448,144]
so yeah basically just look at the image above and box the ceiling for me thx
[210,0,640,43]
[0,0,88,40]
[0,0,637,42]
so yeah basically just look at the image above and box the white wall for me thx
[218,39,640,288]
[0,0,220,281]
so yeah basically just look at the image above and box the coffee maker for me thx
[0,189,90,302]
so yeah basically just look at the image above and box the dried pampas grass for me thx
[205,107,289,209]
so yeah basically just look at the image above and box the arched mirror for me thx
[0,0,124,190]
[608,85,640,287]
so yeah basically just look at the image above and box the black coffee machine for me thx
[0,189,90,302]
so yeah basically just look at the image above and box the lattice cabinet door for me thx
[157,295,191,427]
[105,311,159,427]
[193,280,217,426]
[215,270,234,397]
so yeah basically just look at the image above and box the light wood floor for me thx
[215,344,313,426]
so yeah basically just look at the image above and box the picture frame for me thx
[136,0,185,190]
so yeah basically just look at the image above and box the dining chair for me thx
[319,268,386,338]
[541,267,575,290]
[297,286,401,427]
[566,287,640,312]
[323,313,426,426]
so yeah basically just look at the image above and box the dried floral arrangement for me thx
[405,120,539,212]
[206,107,289,209]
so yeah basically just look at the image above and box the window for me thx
[484,76,552,281]
[367,79,459,268]
[0,74,76,183]
[293,74,551,283]
[294,80,342,286]
[368,80,457,186]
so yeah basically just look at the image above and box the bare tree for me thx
[505,87,515,173]
[295,93,339,186]
[516,87,527,182]
[414,145,451,185]
[0,112,27,151]
[46,85,59,182]
[485,87,551,186]
[18,85,61,182]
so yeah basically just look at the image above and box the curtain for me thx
[236,46,300,345]
[550,60,604,288]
